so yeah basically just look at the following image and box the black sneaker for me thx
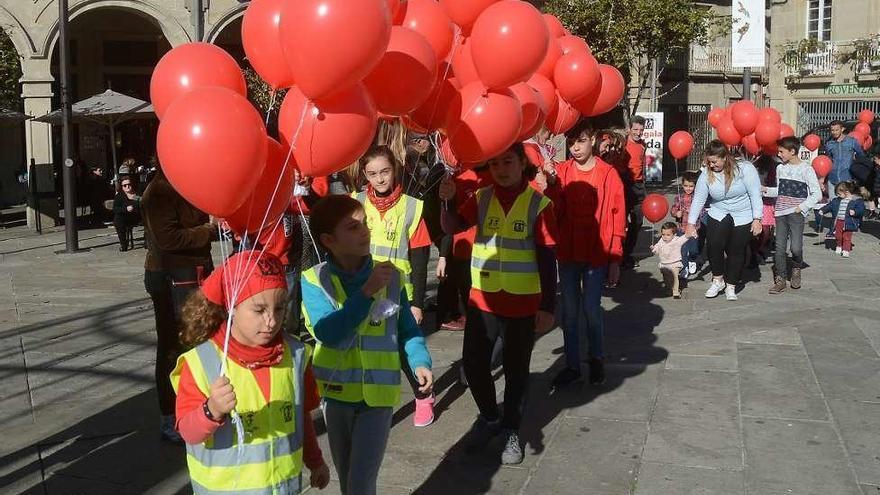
[552,367,583,387]
[588,358,606,385]
[464,415,501,451]
[501,429,524,465]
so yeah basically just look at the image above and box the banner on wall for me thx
[731,0,766,67]
[637,112,664,183]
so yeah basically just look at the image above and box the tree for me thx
[0,29,23,111]
[545,0,723,118]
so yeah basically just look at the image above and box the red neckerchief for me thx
[367,183,403,214]
[211,326,284,370]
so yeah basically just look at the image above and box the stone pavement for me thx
[2,219,880,494]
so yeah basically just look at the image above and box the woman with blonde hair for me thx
[685,140,763,301]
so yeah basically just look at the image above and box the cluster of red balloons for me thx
[849,109,875,151]
[707,101,794,156]
[150,0,627,235]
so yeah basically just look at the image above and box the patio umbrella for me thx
[33,89,155,175]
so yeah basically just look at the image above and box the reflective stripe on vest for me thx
[355,191,423,300]
[180,335,307,494]
[470,186,549,295]
[303,262,402,407]
[192,478,301,495]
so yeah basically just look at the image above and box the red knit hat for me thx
[201,251,287,310]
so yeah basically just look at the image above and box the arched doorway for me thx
[49,7,171,179]
[0,29,26,210]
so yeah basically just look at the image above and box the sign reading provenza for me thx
[823,84,877,95]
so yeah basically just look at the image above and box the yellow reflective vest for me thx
[354,191,423,300]
[302,262,403,407]
[171,335,309,495]
[470,185,551,295]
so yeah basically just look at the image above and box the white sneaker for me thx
[688,262,697,275]
[842,251,851,258]
[725,285,738,301]
[705,279,726,298]
[835,247,842,255]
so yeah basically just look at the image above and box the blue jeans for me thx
[559,263,607,368]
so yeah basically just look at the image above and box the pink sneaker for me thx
[413,395,435,427]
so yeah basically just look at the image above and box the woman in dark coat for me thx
[112,176,141,251]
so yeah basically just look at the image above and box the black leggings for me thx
[463,307,535,430]
[706,215,753,285]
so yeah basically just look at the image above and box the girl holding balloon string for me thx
[171,251,330,494]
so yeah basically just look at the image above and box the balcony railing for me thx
[781,40,837,78]
[689,45,742,74]
[854,42,880,74]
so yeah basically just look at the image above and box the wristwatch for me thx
[203,400,223,423]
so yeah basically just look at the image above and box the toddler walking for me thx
[819,181,867,258]
[651,222,690,298]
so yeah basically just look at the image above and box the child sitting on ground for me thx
[818,181,867,258]
[651,222,690,298]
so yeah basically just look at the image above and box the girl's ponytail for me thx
[179,291,228,349]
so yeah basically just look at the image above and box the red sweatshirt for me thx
[544,158,627,265]
[174,335,325,471]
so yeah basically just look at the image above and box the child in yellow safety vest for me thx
[353,145,436,427]
[301,195,433,495]
[171,251,330,494]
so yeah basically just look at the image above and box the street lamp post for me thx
[59,0,79,252]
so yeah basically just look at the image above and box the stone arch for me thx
[205,5,246,44]
[0,5,37,57]
[38,0,192,59]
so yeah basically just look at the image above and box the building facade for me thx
[0,0,247,227]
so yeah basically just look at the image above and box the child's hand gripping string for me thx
[207,376,237,420]
[414,367,434,394]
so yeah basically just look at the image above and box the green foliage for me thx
[545,0,721,115]
[243,65,287,115]
[0,29,23,111]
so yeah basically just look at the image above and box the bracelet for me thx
[203,400,223,423]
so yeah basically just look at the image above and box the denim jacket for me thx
[820,196,866,232]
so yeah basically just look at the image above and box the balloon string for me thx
[422,33,460,135]
[265,90,278,126]
[295,194,323,264]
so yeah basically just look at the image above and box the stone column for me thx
[21,61,59,230]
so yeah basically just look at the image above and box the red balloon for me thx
[157,87,267,217]
[280,0,391,100]
[409,70,460,131]
[762,143,778,156]
[242,0,295,90]
[440,0,498,31]
[470,0,550,89]
[812,155,832,178]
[668,131,694,160]
[364,27,438,116]
[543,14,566,38]
[858,109,875,125]
[452,37,480,86]
[553,50,601,103]
[401,114,430,134]
[545,92,580,134]
[226,137,295,234]
[536,37,563,80]
[150,42,246,120]
[854,122,871,136]
[527,73,557,114]
[850,130,867,148]
[558,35,589,56]
[642,193,669,223]
[755,121,781,146]
[445,82,523,163]
[731,100,759,137]
[708,108,726,128]
[757,107,781,124]
[741,133,760,156]
[865,135,874,151]
[572,64,624,117]
[716,118,742,146]
[778,123,795,139]
[438,134,460,168]
[279,84,378,177]
[803,133,821,152]
[386,0,401,17]
[510,82,542,141]
[400,0,455,60]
